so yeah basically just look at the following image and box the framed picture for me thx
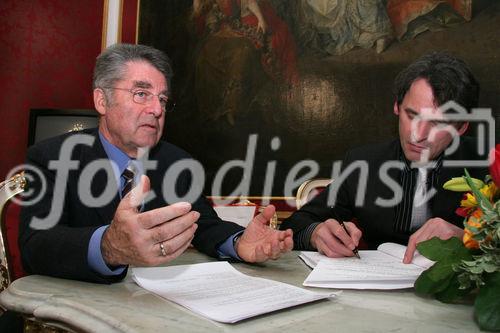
[28,109,99,147]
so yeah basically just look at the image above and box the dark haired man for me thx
[20,44,293,283]
[280,52,490,263]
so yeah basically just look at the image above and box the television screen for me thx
[28,109,99,146]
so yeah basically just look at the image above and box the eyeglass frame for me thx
[100,87,175,113]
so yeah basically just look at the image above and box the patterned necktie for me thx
[410,168,431,230]
[121,165,135,198]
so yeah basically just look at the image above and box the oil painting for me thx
[138,0,499,196]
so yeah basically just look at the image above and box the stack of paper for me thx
[132,261,333,323]
[301,243,434,290]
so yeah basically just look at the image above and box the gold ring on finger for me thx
[159,242,167,257]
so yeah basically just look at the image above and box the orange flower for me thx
[459,182,498,210]
[482,182,498,202]
[463,229,479,249]
[463,209,483,249]
[460,192,477,208]
[466,209,483,227]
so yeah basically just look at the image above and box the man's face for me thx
[94,61,167,157]
[394,78,468,162]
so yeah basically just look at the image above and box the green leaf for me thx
[461,260,477,267]
[415,238,477,298]
[417,237,471,262]
[464,169,494,211]
[415,261,455,295]
[475,272,500,331]
[483,263,499,274]
[435,274,472,303]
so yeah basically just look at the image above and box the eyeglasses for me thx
[102,87,175,113]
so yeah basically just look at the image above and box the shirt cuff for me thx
[295,222,321,251]
[88,225,127,276]
[217,230,244,261]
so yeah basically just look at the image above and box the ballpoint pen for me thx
[338,220,361,259]
[330,207,360,259]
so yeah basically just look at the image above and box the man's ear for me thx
[457,121,469,136]
[93,88,107,116]
[393,101,400,116]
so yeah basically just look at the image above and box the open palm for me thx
[236,205,293,262]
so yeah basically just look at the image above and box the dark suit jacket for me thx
[19,128,244,283]
[280,138,489,249]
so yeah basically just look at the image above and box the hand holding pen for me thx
[310,210,362,258]
[338,220,361,259]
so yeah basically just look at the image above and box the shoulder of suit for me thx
[27,128,98,159]
[151,140,194,160]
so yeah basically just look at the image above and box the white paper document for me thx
[213,206,256,227]
[132,262,333,323]
[299,251,325,269]
[301,243,434,290]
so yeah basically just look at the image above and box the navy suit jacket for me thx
[20,128,243,283]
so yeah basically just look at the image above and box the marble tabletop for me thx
[0,250,480,332]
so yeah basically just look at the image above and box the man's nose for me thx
[411,119,431,142]
[147,97,163,117]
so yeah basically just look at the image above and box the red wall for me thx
[0,1,140,279]
[0,0,104,179]
[122,0,139,44]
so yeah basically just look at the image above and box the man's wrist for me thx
[305,222,322,250]
[217,231,244,260]
[233,233,242,254]
[88,225,126,276]
[101,223,120,267]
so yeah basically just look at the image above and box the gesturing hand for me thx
[403,217,463,263]
[101,175,198,267]
[310,219,362,258]
[236,205,293,262]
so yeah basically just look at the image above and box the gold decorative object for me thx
[68,123,84,132]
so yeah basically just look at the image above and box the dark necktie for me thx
[121,166,135,198]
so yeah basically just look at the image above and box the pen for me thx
[338,220,361,259]
[330,206,360,259]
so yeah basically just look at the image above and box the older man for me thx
[20,44,292,283]
[281,52,489,263]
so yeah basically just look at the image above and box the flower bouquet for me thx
[414,144,500,331]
